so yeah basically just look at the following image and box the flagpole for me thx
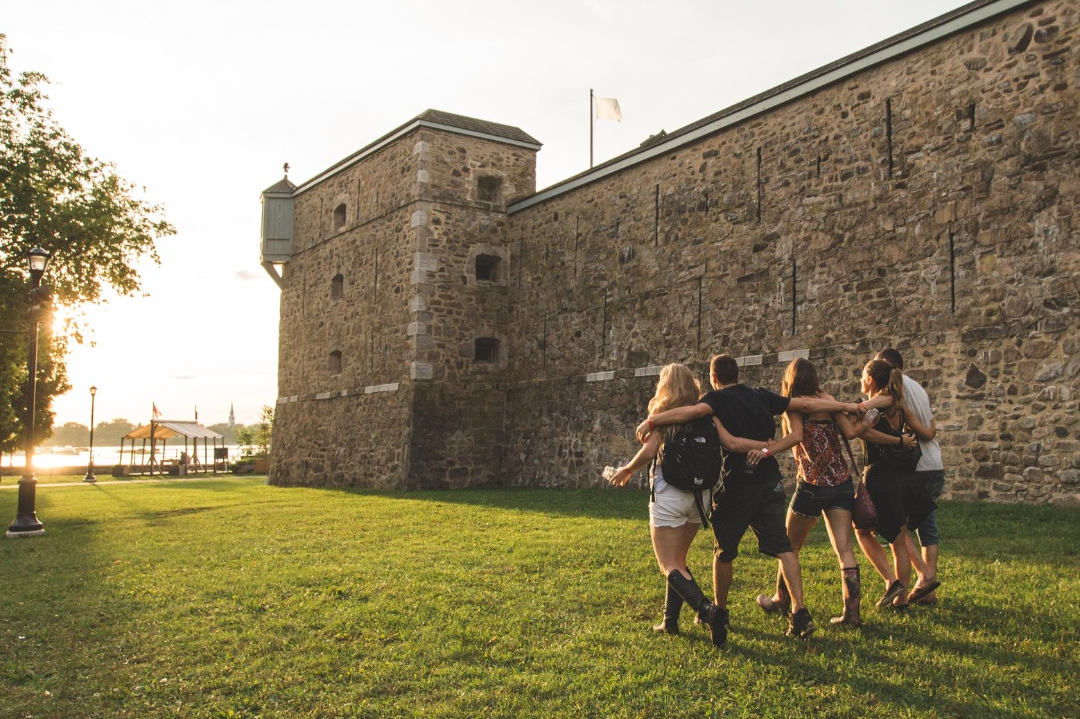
[589,88,594,169]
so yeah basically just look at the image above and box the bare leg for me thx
[823,508,860,624]
[920,544,940,602]
[890,526,912,606]
[650,523,700,633]
[905,531,930,582]
[762,511,817,608]
[651,523,700,577]
[856,526,896,586]
[777,551,806,612]
[713,554,733,609]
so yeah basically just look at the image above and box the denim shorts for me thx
[911,469,945,545]
[789,477,855,518]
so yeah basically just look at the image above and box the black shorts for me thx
[790,477,855,518]
[710,480,793,562]
[864,467,936,543]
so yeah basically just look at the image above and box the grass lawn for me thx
[1,478,1077,718]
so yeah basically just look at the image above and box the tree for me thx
[235,406,273,458]
[0,35,174,452]
[207,423,238,445]
[92,418,137,447]
[45,421,89,447]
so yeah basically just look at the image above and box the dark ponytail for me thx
[865,359,905,406]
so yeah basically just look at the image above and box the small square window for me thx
[474,337,500,363]
[477,176,502,203]
[475,254,501,282]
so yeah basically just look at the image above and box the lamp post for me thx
[84,386,98,483]
[6,246,51,538]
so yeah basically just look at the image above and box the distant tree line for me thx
[44,419,250,447]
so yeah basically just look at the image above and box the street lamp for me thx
[6,246,51,538]
[84,386,98,483]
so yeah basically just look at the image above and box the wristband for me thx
[646,418,655,430]
[761,447,770,456]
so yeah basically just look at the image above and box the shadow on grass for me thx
[342,485,650,522]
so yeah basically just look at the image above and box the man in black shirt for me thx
[637,354,860,640]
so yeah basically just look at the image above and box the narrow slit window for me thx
[475,254,501,282]
[331,273,344,300]
[333,203,347,231]
[474,337,500,363]
[329,350,343,375]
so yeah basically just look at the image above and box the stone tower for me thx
[264,110,540,488]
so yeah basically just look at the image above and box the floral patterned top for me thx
[792,418,850,487]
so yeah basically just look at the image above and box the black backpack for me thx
[656,416,728,524]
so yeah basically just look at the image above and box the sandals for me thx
[876,580,905,608]
[906,579,941,604]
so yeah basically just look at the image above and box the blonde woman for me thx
[609,363,761,647]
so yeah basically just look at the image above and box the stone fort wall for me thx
[269,0,1079,504]
[501,0,1079,504]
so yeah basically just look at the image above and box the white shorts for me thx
[649,475,708,528]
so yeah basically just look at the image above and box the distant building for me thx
[261,0,1079,504]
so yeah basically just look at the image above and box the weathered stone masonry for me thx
[264,0,1080,504]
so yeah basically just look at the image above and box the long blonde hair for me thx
[648,363,702,440]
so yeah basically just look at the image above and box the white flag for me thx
[595,96,622,122]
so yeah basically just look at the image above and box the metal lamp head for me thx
[90,386,98,397]
[27,247,50,280]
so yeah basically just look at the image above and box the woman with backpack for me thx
[754,358,877,627]
[607,363,761,647]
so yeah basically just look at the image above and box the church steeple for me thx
[229,402,236,428]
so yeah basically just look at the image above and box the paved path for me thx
[0,476,258,489]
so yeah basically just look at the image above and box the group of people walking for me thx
[607,348,943,647]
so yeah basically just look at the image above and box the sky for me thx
[3,0,969,428]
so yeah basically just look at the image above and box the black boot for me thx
[667,570,727,647]
[653,581,683,634]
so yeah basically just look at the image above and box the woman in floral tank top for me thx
[755,358,876,627]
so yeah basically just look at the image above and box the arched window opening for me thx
[331,274,344,300]
[329,350,343,375]
[333,203,347,231]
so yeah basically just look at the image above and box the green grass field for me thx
[1,478,1076,718]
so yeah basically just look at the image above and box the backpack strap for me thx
[692,488,711,527]
[648,456,657,504]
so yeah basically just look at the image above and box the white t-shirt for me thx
[902,374,943,472]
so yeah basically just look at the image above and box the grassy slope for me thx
[1,479,1076,718]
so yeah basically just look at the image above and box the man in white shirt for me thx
[876,348,943,604]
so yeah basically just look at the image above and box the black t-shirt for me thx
[701,384,791,486]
